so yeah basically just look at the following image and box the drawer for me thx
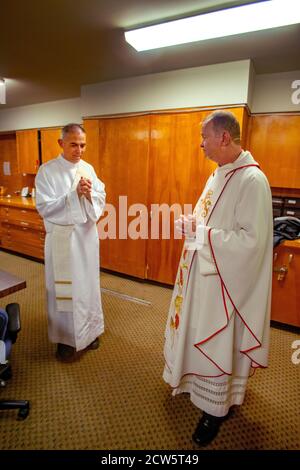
[272,197,284,208]
[2,224,45,247]
[2,238,44,259]
[282,207,300,218]
[284,198,300,208]
[0,206,44,230]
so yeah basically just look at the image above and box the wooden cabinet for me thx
[40,128,62,163]
[146,106,249,284]
[146,111,207,284]
[97,115,150,278]
[82,119,101,176]
[89,106,249,283]
[0,133,17,174]
[16,129,39,174]
[271,240,300,327]
[0,202,45,260]
[247,115,300,189]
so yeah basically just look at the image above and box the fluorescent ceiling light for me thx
[125,0,300,51]
[0,78,6,105]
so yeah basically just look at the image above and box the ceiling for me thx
[0,0,300,109]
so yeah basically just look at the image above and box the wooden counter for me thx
[0,195,37,209]
[0,196,45,260]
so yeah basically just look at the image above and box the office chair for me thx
[0,303,30,420]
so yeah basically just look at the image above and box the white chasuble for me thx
[163,151,273,417]
[35,155,106,351]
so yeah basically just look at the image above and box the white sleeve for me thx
[196,225,217,275]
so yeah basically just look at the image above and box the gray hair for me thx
[60,123,86,140]
[203,111,241,144]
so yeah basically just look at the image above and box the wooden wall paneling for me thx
[146,111,215,284]
[145,107,247,285]
[240,107,249,147]
[98,115,150,278]
[83,119,100,176]
[16,129,39,174]
[40,128,62,163]
[247,115,300,189]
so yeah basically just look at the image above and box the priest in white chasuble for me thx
[163,111,273,446]
[35,123,106,362]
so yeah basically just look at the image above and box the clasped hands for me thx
[77,177,92,202]
[174,214,197,239]
[175,215,206,249]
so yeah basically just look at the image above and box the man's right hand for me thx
[174,214,196,238]
[77,177,92,202]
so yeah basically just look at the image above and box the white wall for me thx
[1,62,298,132]
[81,60,251,117]
[0,97,81,132]
[251,71,300,113]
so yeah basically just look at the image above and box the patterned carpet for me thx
[0,251,299,450]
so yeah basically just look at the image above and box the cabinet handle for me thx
[288,254,293,264]
[21,210,27,213]
[273,253,277,261]
[21,221,29,226]
[273,265,288,281]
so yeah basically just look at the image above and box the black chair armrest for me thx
[6,303,21,336]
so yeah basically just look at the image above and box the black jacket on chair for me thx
[273,217,300,247]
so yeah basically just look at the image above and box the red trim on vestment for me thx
[206,172,235,225]
[196,163,265,370]
[208,227,265,369]
[166,163,265,384]
[206,164,259,226]
[225,164,260,178]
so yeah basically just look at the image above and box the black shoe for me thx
[192,412,225,446]
[56,343,76,362]
[87,337,100,351]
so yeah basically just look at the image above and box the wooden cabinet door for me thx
[145,107,247,285]
[247,115,300,189]
[40,128,62,163]
[16,129,39,174]
[83,119,100,176]
[146,110,217,284]
[98,115,150,278]
[272,241,300,327]
[0,133,17,175]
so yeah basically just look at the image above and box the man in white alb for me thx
[163,111,273,445]
[35,123,106,362]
